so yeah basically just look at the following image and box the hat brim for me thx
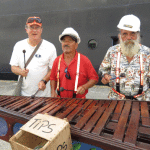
[26,22,42,27]
[61,35,77,42]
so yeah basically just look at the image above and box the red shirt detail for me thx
[50,52,99,98]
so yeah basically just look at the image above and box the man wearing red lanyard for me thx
[99,14,150,101]
[50,27,99,98]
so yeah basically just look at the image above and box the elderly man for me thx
[99,14,150,101]
[10,16,57,97]
[50,27,99,98]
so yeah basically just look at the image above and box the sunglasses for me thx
[27,17,42,24]
[64,67,71,79]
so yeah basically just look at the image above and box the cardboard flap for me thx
[20,114,69,141]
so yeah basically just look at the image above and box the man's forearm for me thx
[11,66,22,75]
[50,80,57,92]
[42,69,51,82]
[11,66,29,77]
[82,79,98,90]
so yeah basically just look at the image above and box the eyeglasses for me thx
[27,17,42,24]
[64,67,71,79]
[121,32,137,38]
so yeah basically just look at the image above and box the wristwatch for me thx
[41,79,47,85]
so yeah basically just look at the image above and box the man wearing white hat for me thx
[99,14,150,100]
[50,27,99,98]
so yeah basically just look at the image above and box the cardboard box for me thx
[9,114,72,150]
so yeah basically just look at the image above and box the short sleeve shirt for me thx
[50,51,99,98]
[99,44,150,101]
[10,39,57,97]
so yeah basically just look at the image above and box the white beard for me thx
[120,36,140,58]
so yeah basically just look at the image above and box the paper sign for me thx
[21,114,68,141]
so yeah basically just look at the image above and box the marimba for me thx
[0,95,150,150]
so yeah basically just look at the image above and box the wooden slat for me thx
[87,101,97,109]
[74,100,94,121]
[113,101,132,141]
[124,102,140,144]
[67,105,83,122]
[109,100,117,109]
[75,106,98,129]
[42,101,62,114]
[137,142,150,150]
[141,102,150,127]
[82,101,97,116]
[31,99,60,116]
[96,100,104,107]
[139,126,150,135]
[21,100,44,114]
[82,100,93,110]
[48,100,69,115]
[19,98,44,113]
[101,100,111,108]
[111,101,125,122]
[4,98,29,109]
[0,97,20,107]
[65,98,77,107]
[12,101,34,111]
[106,122,117,131]
[77,99,86,105]
[83,106,105,132]
[92,101,117,135]
[0,96,14,102]
[57,104,77,119]
[44,97,55,103]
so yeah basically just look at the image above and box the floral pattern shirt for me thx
[99,44,150,101]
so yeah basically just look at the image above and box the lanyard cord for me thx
[74,53,80,92]
[57,55,62,95]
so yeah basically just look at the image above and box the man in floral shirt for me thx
[99,14,150,101]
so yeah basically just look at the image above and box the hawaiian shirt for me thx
[99,44,150,101]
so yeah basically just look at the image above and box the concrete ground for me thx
[0,80,110,149]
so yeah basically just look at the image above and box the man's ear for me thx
[75,43,78,50]
[41,27,43,33]
[25,25,28,33]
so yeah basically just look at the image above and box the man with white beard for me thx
[99,14,150,100]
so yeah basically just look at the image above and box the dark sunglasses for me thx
[64,67,71,79]
[27,17,42,24]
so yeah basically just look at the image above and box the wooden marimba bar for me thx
[0,95,150,150]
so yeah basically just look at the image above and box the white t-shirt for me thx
[10,39,57,97]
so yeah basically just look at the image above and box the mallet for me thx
[31,89,40,99]
[23,50,26,79]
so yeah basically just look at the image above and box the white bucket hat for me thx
[59,27,81,44]
[117,14,140,32]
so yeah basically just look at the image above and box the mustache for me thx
[64,45,70,48]
[124,40,135,46]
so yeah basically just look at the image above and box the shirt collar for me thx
[62,50,78,65]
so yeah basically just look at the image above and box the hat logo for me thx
[35,54,41,58]
[124,24,133,28]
